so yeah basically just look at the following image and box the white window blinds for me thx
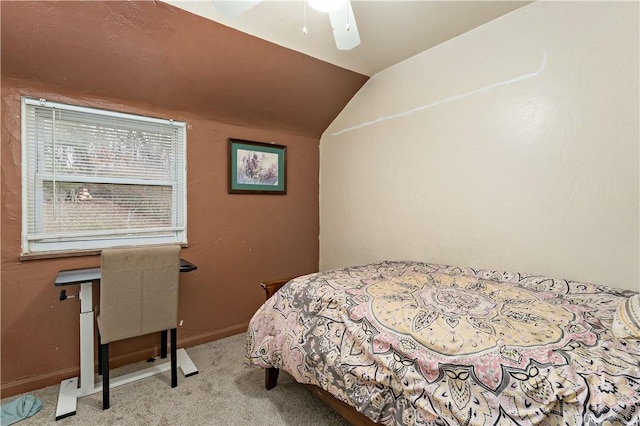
[21,98,187,254]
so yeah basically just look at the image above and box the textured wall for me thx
[0,1,368,139]
[1,0,368,396]
[1,79,320,396]
[320,2,639,291]
[1,79,318,397]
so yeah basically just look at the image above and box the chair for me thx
[96,245,181,410]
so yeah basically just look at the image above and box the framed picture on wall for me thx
[228,139,287,194]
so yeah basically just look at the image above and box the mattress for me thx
[245,261,640,425]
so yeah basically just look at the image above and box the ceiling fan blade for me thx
[328,0,360,51]
[213,0,262,18]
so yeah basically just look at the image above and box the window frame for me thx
[21,97,187,255]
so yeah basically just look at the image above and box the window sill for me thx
[20,243,189,261]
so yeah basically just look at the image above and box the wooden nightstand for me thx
[260,276,297,300]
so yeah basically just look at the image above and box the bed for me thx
[245,261,640,425]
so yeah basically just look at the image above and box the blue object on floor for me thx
[1,395,42,426]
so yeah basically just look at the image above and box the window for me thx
[21,98,187,255]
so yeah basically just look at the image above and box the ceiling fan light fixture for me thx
[307,0,346,13]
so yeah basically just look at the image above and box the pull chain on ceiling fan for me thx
[213,0,361,50]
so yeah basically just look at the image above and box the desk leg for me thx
[56,353,199,420]
[55,281,199,420]
[177,348,199,377]
[55,282,95,420]
[55,378,78,420]
[79,282,95,395]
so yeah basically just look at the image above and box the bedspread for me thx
[245,261,640,425]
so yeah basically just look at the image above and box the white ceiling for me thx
[166,0,531,76]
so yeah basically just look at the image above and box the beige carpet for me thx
[2,333,350,425]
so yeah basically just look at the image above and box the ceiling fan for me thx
[213,0,361,50]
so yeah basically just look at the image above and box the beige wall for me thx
[320,2,639,291]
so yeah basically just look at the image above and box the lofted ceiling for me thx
[166,0,532,76]
[1,1,531,138]
[1,1,368,138]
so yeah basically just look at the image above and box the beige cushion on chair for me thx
[97,245,181,344]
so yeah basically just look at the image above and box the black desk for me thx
[55,259,197,286]
[54,259,198,420]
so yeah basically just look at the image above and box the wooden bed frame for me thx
[261,278,378,426]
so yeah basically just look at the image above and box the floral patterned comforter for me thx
[245,261,640,425]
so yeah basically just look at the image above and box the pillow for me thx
[612,294,640,339]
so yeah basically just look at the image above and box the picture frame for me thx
[228,139,287,194]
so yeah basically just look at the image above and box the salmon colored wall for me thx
[1,78,319,396]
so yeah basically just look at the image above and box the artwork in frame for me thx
[228,139,287,194]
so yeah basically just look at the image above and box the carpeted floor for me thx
[1,333,350,425]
